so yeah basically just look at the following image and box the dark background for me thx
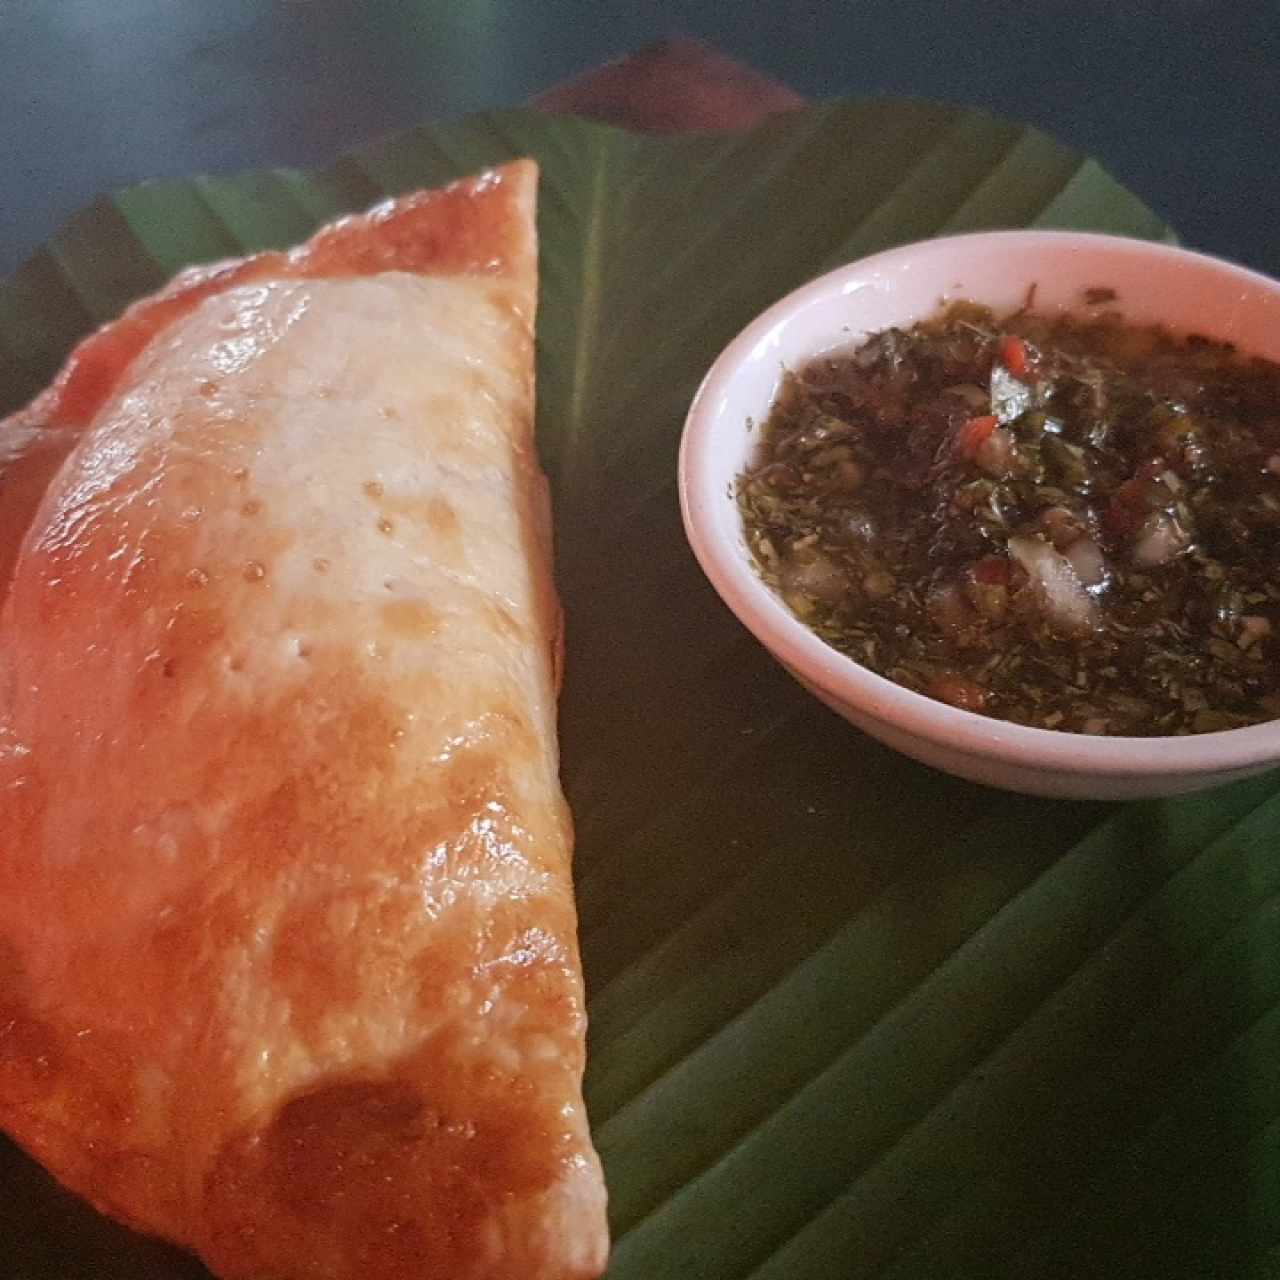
[2,0,1277,278]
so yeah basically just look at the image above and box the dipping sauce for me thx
[737,299,1280,735]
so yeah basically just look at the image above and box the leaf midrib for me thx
[560,130,610,507]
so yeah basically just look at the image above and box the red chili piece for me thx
[999,334,1030,379]
[956,414,999,459]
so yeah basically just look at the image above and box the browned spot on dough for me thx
[377,517,394,536]
[241,499,262,517]
[373,489,465,557]
[262,725,517,1031]
[425,495,459,541]
[442,745,508,813]
[270,881,423,1013]
[363,480,384,500]
[380,598,440,637]
[203,1043,568,1278]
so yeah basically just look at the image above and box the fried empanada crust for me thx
[0,161,608,1280]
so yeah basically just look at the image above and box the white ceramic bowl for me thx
[679,231,1280,799]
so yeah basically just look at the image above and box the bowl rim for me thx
[679,228,1280,780]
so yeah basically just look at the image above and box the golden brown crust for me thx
[0,161,608,1279]
[0,161,538,608]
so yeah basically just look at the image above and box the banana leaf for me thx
[2,100,1276,1280]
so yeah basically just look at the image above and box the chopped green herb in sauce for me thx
[737,300,1280,735]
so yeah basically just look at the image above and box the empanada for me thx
[0,161,609,1279]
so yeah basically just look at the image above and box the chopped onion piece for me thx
[782,552,848,604]
[1064,536,1108,588]
[1133,512,1191,566]
[1008,535,1101,634]
[990,362,1032,423]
